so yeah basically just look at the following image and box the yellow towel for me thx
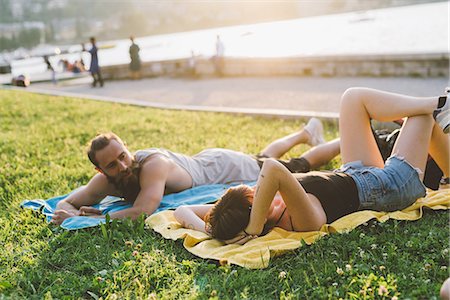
[146,189,450,269]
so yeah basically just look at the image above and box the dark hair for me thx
[87,132,125,168]
[205,185,253,240]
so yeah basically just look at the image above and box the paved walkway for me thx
[15,75,450,118]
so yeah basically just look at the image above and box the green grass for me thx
[0,89,448,299]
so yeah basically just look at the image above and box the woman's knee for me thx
[340,87,375,122]
[341,87,366,107]
[261,158,287,175]
[261,158,280,171]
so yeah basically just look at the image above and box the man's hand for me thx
[51,206,103,225]
[51,209,79,225]
[51,206,102,225]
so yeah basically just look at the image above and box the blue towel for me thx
[21,183,255,230]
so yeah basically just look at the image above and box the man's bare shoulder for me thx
[137,152,193,193]
[139,153,173,175]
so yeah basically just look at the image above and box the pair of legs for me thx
[265,124,447,189]
[339,88,449,178]
[91,71,104,87]
[258,118,340,170]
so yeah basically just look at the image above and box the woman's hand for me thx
[224,231,258,245]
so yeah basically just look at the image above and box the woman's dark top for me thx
[295,171,360,223]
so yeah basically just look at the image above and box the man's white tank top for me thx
[134,148,260,187]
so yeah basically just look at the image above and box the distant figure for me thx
[60,59,70,72]
[72,60,86,73]
[79,43,86,70]
[60,59,85,74]
[84,37,104,87]
[11,74,30,87]
[129,36,141,80]
[188,50,196,77]
[214,35,225,76]
[43,55,57,84]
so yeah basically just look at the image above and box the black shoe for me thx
[434,88,450,133]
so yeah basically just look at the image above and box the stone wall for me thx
[101,53,448,80]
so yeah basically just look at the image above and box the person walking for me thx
[214,35,225,76]
[43,55,57,84]
[85,37,104,87]
[129,35,141,80]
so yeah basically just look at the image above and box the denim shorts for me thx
[338,156,427,212]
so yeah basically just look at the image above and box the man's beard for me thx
[106,160,141,203]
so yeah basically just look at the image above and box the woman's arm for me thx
[173,205,214,234]
[245,159,326,236]
[243,160,285,236]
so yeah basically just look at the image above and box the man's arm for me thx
[53,155,173,223]
[52,173,116,224]
[106,156,172,220]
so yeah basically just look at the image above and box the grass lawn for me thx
[0,89,448,299]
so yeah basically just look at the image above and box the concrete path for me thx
[15,75,450,118]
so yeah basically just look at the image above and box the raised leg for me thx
[259,130,310,158]
[301,138,340,169]
[339,88,439,167]
[259,118,323,158]
[391,115,434,180]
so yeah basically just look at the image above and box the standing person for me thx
[129,35,141,80]
[214,35,225,76]
[188,50,196,77]
[85,37,104,87]
[79,43,86,71]
[174,88,449,243]
[43,55,56,84]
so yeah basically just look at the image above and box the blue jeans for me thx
[338,156,427,212]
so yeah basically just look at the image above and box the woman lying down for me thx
[174,87,450,244]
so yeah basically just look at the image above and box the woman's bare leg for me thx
[298,124,448,176]
[260,118,324,158]
[301,138,340,169]
[391,115,434,180]
[339,88,439,167]
[259,130,310,158]
[428,123,450,177]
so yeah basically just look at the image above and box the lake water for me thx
[6,2,448,76]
